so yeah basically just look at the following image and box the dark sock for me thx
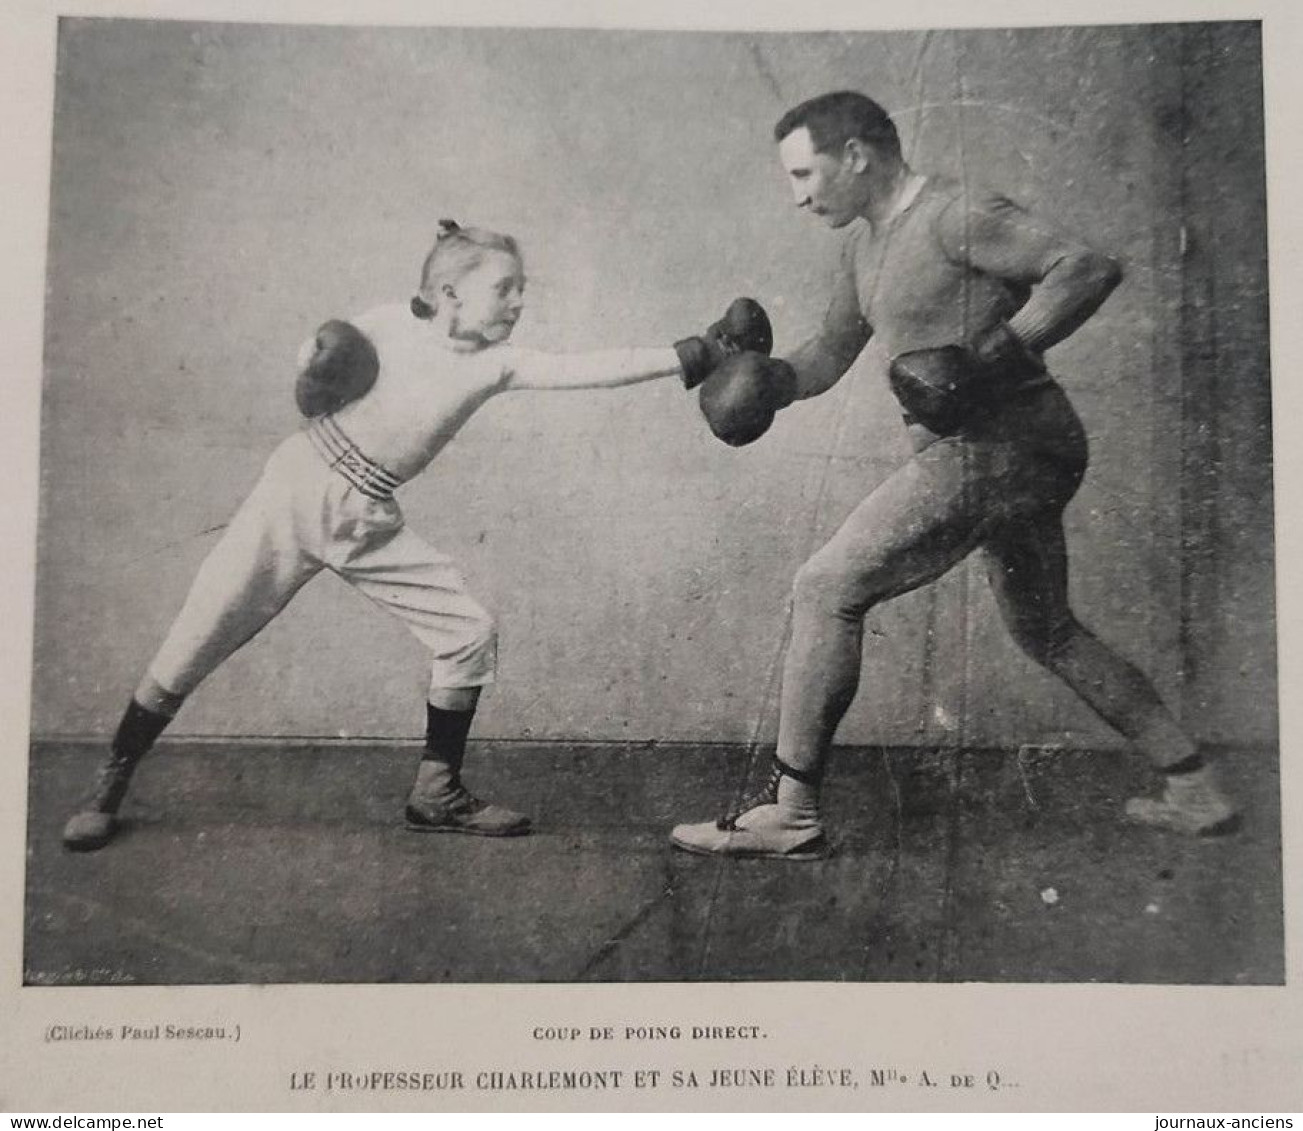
[423,704,476,772]
[85,699,172,816]
[112,698,173,763]
[1162,753,1205,777]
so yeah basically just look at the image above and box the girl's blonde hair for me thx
[411,219,521,319]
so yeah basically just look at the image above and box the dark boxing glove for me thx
[675,297,775,390]
[699,351,798,447]
[294,320,380,418]
[887,321,1043,436]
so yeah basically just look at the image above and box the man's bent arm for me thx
[1005,249,1122,352]
[940,193,1122,353]
[784,332,869,400]
[782,246,872,400]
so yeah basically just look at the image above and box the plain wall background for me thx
[31,20,1275,747]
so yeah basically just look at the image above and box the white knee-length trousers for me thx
[146,425,497,701]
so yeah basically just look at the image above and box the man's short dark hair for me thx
[774,91,901,159]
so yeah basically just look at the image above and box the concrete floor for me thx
[23,739,1283,985]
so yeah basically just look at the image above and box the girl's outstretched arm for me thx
[499,347,684,391]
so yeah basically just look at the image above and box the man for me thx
[670,91,1237,861]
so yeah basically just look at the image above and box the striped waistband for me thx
[307,415,402,501]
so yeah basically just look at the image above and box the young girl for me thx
[62,220,772,851]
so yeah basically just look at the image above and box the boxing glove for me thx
[699,352,798,447]
[887,321,1044,435]
[675,297,775,390]
[294,320,380,418]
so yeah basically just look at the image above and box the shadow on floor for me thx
[23,739,1283,985]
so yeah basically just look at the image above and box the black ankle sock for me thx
[111,699,173,763]
[774,755,822,787]
[424,704,476,766]
[1163,753,1205,776]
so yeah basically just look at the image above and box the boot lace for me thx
[717,760,783,830]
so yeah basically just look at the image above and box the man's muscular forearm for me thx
[1006,249,1123,353]
[780,240,874,402]
[783,336,863,400]
[944,192,1123,356]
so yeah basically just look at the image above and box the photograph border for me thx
[2,0,1299,1112]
